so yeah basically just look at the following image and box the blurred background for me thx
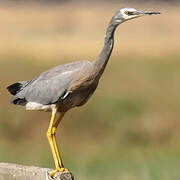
[0,0,180,179]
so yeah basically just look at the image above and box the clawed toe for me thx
[49,168,70,177]
[58,167,70,172]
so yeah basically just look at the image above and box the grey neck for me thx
[93,18,121,77]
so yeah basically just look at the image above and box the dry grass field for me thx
[0,2,180,180]
[0,3,179,60]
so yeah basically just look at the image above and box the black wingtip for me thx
[7,82,22,95]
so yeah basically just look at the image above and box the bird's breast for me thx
[57,80,98,112]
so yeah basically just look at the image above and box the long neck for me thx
[93,18,120,77]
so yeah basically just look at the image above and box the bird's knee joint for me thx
[46,127,56,137]
[52,127,56,135]
[46,130,51,138]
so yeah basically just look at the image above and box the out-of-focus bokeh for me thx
[1,0,180,179]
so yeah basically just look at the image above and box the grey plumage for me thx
[10,61,92,105]
[7,8,160,113]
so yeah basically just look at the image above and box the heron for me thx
[7,7,160,177]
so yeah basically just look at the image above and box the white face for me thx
[120,8,138,20]
[114,8,160,24]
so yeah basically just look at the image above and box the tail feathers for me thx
[7,81,29,95]
[10,96,27,105]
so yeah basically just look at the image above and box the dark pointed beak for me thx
[132,11,161,16]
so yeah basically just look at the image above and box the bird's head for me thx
[112,7,160,25]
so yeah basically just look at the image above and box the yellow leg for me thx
[47,108,60,169]
[52,112,65,168]
[46,108,68,177]
[54,112,65,128]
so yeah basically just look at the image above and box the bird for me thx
[7,7,160,177]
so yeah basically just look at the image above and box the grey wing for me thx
[23,73,72,104]
[11,60,91,105]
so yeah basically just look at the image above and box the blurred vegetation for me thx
[0,2,180,180]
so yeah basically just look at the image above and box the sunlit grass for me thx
[0,3,179,60]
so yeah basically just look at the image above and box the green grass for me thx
[1,142,180,180]
[1,56,180,180]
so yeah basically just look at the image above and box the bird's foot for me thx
[49,167,70,177]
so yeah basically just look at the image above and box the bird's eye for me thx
[124,11,130,15]
[124,11,132,15]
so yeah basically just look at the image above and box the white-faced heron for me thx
[7,8,160,177]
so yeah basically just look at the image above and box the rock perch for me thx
[0,163,74,180]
